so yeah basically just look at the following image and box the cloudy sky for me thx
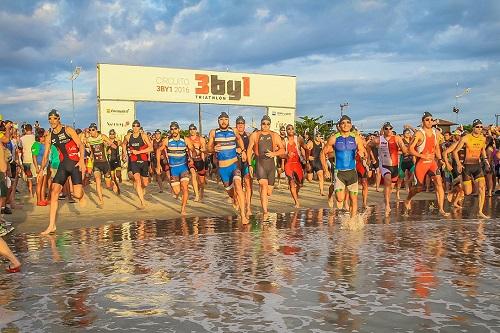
[1,0,498,132]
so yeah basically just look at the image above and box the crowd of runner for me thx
[0,110,498,272]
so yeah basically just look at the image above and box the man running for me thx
[157,122,194,215]
[369,122,408,216]
[107,129,122,187]
[247,115,285,215]
[150,129,166,193]
[397,127,415,198]
[275,126,287,188]
[404,112,449,216]
[85,123,119,206]
[235,116,253,215]
[188,124,206,202]
[121,120,152,209]
[307,132,326,195]
[321,115,367,218]
[453,119,490,218]
[39,109,86,235]
[208,112,248,222]
[443,129,465,208]
[282,124,306,208]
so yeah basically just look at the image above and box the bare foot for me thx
[78,195,87,208]
[327,197,334,209]
[294,202,300,208]
[396,192,400,200]
[453,201,463,208]
[194,196,200,202]
[41,226,56,235]
[385,206,391,216]
[181,209,187,216]
[478,212,490,219]
[439,210,450,217]
[320,192,325,196]
[446,192,453,202]
[404,200,411,211]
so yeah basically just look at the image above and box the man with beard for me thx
[208,112,248,223]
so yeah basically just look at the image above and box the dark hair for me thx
[36,127,45,141]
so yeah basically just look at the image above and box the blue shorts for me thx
[219,163,241,189]
[170,164,189,185]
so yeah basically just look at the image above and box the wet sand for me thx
[8,179,441,234]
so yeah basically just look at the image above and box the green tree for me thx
[295,115,335,138]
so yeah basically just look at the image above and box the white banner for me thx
[267,107,295,133]
[98,100,135,140]
[97,64,296,108]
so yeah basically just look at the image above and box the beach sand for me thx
[8,178,436,234]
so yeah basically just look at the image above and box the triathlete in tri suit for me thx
[121,120,153,209]
[107,129,122,185]
[275,126,287,188]
[157,122,195,215]
[188,124,206,202]
[321,115,367,218]
[404,112,449,216]
[370,131,382,192]
[282,124,307,208]
[355,134,372,209]
[208,112,248,222]
[453,119,490,218]
[442,129,465,208]
[39,109,86,235]
[368,122,407,216]
[85,123,119,206]
[307,132,326,195]
[397,126,415,198]
[247,115,285,216]
[150,129,166,193]
[235,116,253,215]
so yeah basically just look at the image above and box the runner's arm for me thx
[141,133,153,154]
[66,126,85,164]
[207,130,216,153]
[121,134,129,161]
[272,132,285,157]
[452,137,466,169]
[246,132,255,163]
[234,130,247,162]
[321,136,335,173]
[409,131,424,158]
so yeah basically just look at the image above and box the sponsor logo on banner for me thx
[195,74,250,101]
[155,76,191,94]
[106,108,130,114]
[106,121,131,128]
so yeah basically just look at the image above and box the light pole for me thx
[69,65,81,128]
[340,102,349,117]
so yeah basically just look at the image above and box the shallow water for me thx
[1,198,499,332]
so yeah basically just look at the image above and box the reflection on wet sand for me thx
[0,198,498,332]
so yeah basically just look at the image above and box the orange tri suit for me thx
[284,136,304,185]
[414,128,440,185]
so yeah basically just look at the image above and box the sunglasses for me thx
[475,125,483,129]
[384,127,393,130]
[189,128,196,130]
[170,127,178,130]
[132,124,140,127]
[90,128,97,131]
[48,117,59,120]
[423,118,433,122]
[261,122,270,125]
[236,122,245,125]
